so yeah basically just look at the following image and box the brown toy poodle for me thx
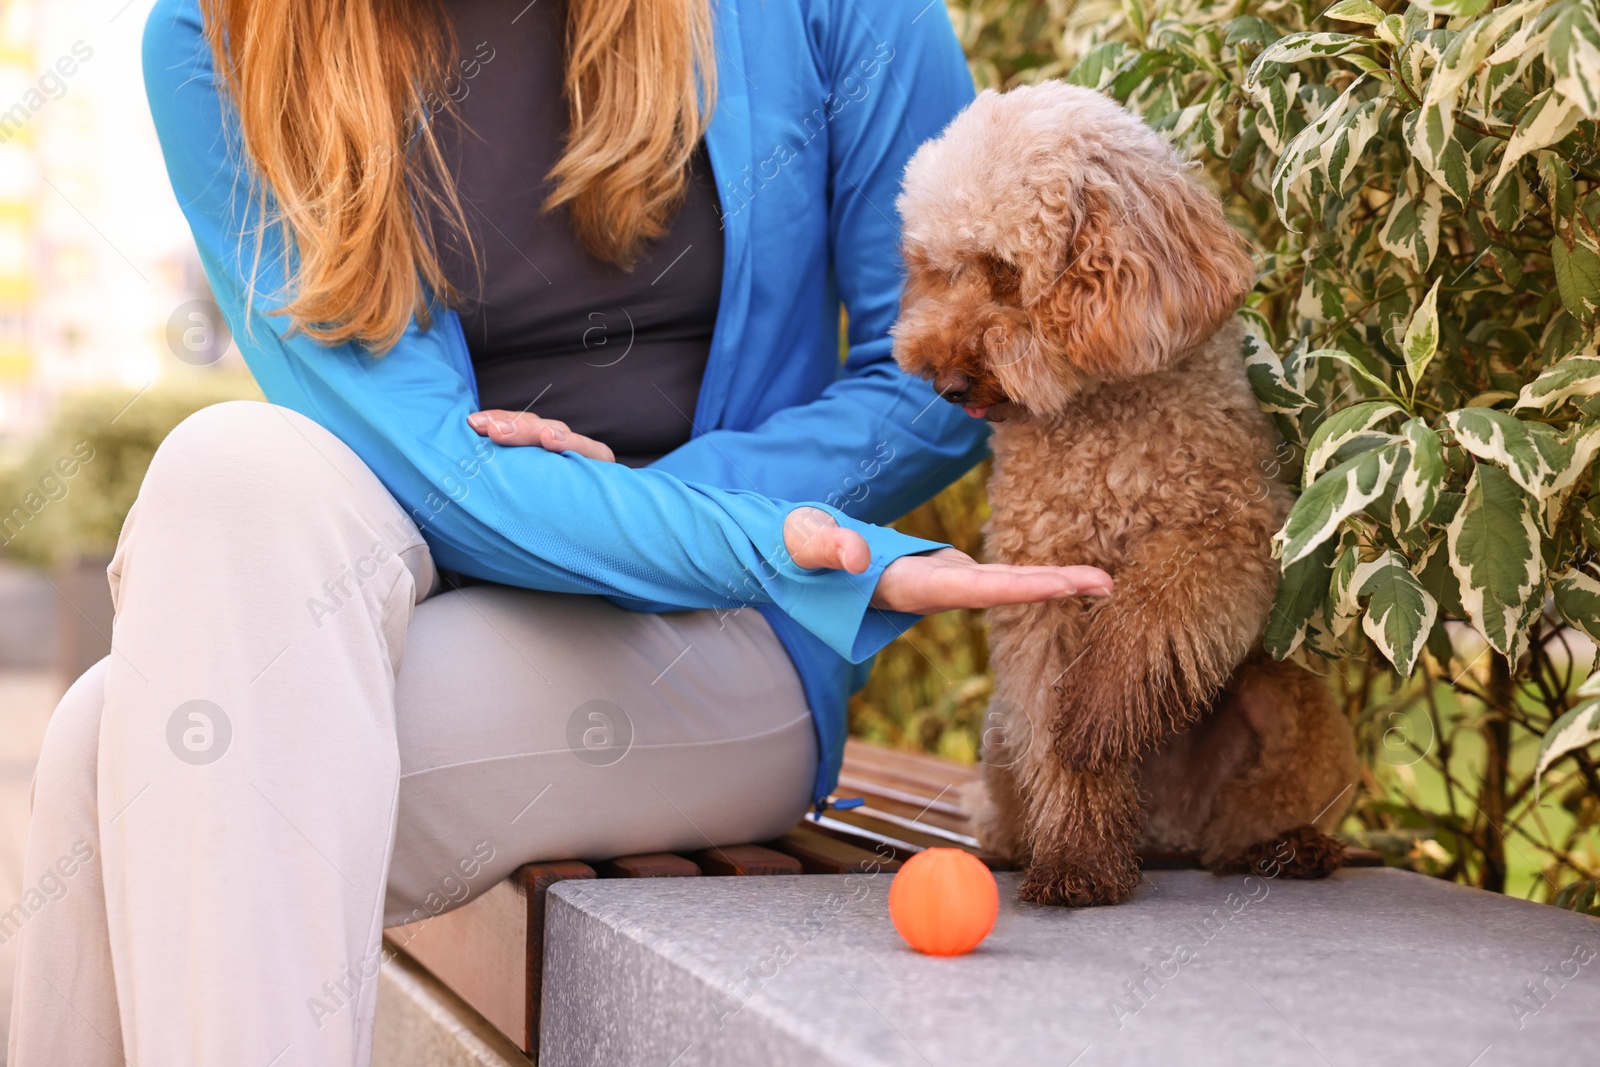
[892,81,1359,907]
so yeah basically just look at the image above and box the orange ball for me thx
[888,848,999,956]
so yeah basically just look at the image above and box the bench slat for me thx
[596,853,702,878]
[766,826,902,875]
[685,844,802,876]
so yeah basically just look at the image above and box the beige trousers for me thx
[5,401,816,1066]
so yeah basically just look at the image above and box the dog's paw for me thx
[1210,825,1346,879]
[1018,857,1140,907]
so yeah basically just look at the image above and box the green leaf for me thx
[1515,353,1600,410]
[1277,442,1405,565]
[1552,238,1600,323]
[1395,418,1446,529]
[1303,400,1406,484]
[1442,408,1559,496]
[1552,564,1600,641]
[1534,697,1600,790]
[1266,537,1338,658]
[1402,278,1443,389]
[1067,42,1130,90]
[1447,464,1543,662]
[1356,550,1438,675]
[1418,536,1467,616]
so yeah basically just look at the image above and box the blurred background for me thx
[2,0,1600,1054]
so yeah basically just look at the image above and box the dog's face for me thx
[892,82,1256,421]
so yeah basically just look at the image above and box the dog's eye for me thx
[983,254,1021,299]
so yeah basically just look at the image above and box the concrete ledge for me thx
[374,948,533,1067]
[539,868,1600,1067]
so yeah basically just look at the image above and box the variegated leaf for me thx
[1408,105,1472,206]
[1324,0,1386,24]
[1534,696,1600,789]
[1491,88,1585,193]
[1395,418,1445,530]
[1515,354,1600,410]
[1246,33,1373,91]
[1324,98,1385,194]
[1447,464,1543,662]
[1265,536,1338,659]
[1443,408,1559,496]
[1547,419,1600,494]
[1272,78,1365,220]
[1253,72,1302,153]
[1546,0,1600,117]
[1426,0,1545,108]
[1380,183,1444,271]
[1355,550,1438,676]
[1552,564,1600,642]
[1409,0,1492,14]
[1303,400,1405,485]
[1402,279,1443,389]
[1243,328,1313,413]
[1277,442,1404,565]
[1327,528,1365,637]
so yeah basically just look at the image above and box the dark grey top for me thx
[430,0,724,467]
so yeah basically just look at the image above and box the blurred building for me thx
[0,0,222,450]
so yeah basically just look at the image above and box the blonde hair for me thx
[202,0,717,353]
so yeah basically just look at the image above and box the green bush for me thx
[854,0,1600,906]
[0,374,260,568]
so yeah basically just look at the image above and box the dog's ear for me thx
[1032,165,1255,380]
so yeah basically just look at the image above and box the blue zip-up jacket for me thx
[142,0,989,803]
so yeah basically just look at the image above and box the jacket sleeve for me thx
[140,0,945,663]
[648,0,988,523]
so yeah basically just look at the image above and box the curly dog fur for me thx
[892,81,1359,906]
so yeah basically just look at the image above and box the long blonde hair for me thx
[202,0,717,353]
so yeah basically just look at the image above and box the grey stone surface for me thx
[374,950,532,1067]
[540,867,1600,1067]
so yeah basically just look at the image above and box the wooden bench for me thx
[385,739,1378,1055]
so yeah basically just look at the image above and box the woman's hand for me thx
[782,506,1113,614]
[468,410,615,463]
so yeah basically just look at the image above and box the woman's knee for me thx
[30,657,108,815]
[137,401,364,516]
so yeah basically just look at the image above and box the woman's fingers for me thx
[783,507,871,574]
[871,554,1112,613]
[467,410,616,463]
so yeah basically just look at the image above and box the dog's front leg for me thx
[1051,526,1278,773]
[1015,755,1142,907]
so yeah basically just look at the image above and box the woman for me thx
[8,0,1111,1063]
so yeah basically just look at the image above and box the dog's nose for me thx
[934,371,972,404]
